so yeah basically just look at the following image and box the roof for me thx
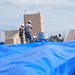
[5,30,19,39]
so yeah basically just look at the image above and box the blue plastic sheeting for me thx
[0,41,75,75]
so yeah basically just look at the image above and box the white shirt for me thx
[25,24,32,32]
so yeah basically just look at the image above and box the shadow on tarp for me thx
[0,40,75,75]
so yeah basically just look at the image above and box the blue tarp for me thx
[0,40,75,75]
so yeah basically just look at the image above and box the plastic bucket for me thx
[37,32,48,40]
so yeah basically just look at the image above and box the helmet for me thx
[59,33,62,37]
[28,20,32,24]
[21,24,24,27]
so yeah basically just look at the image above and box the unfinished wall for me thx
[24,12,45,36]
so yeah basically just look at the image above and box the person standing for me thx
[19,24,25,44]
[25,20,32,43]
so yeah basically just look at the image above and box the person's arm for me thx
[19,28,21,33]
[30,25,32,29]
[31,27,32,29]
[24,27,26,35]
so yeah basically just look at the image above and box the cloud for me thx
[0,0,51,6]
[0,0,75,6]
[10,0,57,5]
[51,4,75,11]
[65,18,75,21]
[0,0,69,6]
[0,0,14,6]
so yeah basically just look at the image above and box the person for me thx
[58,33,63,42]
[19,24,25,44]
[50,33,62,42]
[25,20,32,43]
[32,35,37,42]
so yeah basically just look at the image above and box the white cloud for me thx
[8,0,54,4]
[65,18,75,21]
[0,0,71,5]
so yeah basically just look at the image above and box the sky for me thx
[0,0,75,35]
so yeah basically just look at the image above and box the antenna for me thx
[24,10,26,14]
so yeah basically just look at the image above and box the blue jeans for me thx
[25,32,32,43]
